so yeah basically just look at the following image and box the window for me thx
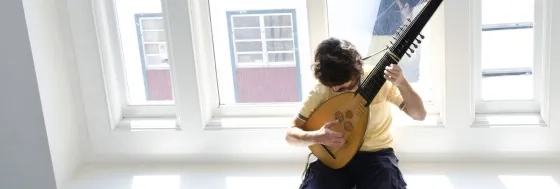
[228,12,297,68]
[223,10,302,104]
[115,0,174,105]
[326,0,441,116]
[475,0,539,113]
[135,13,173,101]
[208,0,312,117]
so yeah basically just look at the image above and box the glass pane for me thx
[237,53,264,63]
[234,28,261,40]
[265,28,293,39]
[264,15,292,27]
[209,0,307,104]
[268,53,294,62]
[481,29,533,100]
[327,0,433,102]
[146,55,166,66]
[142,31,167,42]
[481,0,534,101]
[266,41,293,51]
[232,16,260,27]
[235,41,263,52]
[482,0,533,25]
[115,0,174,104]
[144,44,160,54]
[141,18,164,30]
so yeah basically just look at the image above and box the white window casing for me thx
[68,0,560,162]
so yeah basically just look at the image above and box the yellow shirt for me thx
[297,65,404,152]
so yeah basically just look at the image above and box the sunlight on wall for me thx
[499,175,560,189]
[226,176,301,189]
[131,175,181,189]
[404,175,454,189]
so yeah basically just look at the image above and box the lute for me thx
[301,0,443,169]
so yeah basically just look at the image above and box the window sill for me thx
[109,113,545,131]
[471,113,547,128]
[205,113,444,130]
[205,116,293,130]
[114,117,180,131]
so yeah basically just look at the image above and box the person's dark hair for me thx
[312,37,364,87]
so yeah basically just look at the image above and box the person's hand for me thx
[384,64,406,87]
[312,120,345,147]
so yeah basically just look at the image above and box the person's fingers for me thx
[384,74,397,82]
[384,70,399,78]
[324,120,339,129]
[327,130,343,137]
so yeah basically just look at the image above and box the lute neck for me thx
[354,0,443,107]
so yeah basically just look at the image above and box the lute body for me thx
[301,0,443,169]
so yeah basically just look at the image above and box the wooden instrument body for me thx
[301,92,370,169]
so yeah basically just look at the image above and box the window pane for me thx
[265,28,293,39]
[266,41,293,51]
[115,0,174,104]
[210,0,308,104]
[144,44,160,54]
[482,0,533,25]
[237,53,264,63]
[142,31,167,42]
[268,53,294,62]
[264,15,292,27]
[234,28,261,40]
[327,0,433,102]
[141,18,164,30]
[232,16,260,27]
[480,0,534,101]
[235,41,263,52]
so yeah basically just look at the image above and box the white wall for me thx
[0,1,57,188]
[22,0,88,188]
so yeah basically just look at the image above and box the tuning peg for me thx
[406,52,411,57]
[412,43,418,48]
[409,48,415,53]
[419,33,425,39]
[415,38,422,44]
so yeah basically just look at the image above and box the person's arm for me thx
[285,118,317,146]
[285,84,344,147]
[397,79,426,120]
[385,64,427,120]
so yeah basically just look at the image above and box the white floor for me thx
[66,162,560,189]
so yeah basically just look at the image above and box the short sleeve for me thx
[297,84,328,121]
[386,82,405,110]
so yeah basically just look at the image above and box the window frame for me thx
[91,0,177,124]
[202,0,444,125]
[472,0,542,114]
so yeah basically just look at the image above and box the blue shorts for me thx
[299,148,407,189]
